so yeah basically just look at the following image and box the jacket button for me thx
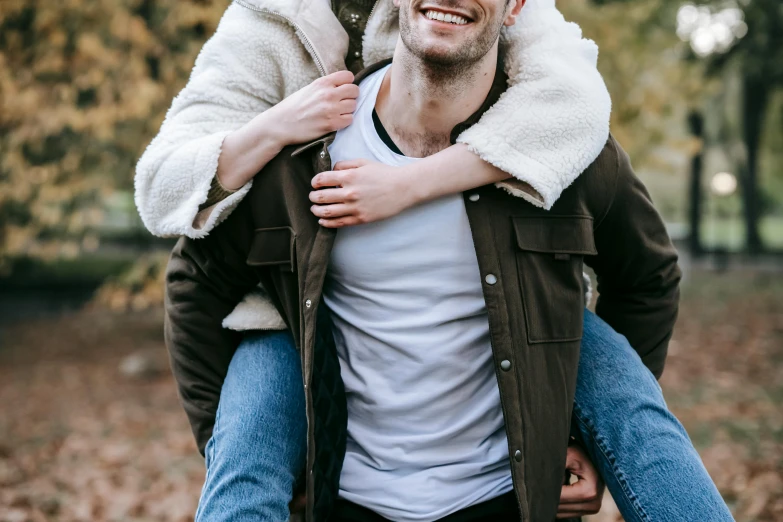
[468,193,480,202]
[305,299,312,308]
[319,151,326,159]
[500,360,511,371]
[485,274,497,285]
[514,450,522,462]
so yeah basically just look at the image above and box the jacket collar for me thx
[235,0,349,74]
[293,54,508,157]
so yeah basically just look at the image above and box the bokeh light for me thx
[676,2,747,56]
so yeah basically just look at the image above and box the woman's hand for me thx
[218,71,359,190]
[308,145,515,228]
[309,159,420,228]
[557,444,605,518]
[270,71,360,146]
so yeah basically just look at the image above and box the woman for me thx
[136,1,733,521]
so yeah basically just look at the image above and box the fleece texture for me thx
[134,3,322,238]
[135,0,610,331]
[135,0,611,238]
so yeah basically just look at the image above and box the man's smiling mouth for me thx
[422,8,472,25]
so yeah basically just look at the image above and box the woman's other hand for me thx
[309,159,419,228]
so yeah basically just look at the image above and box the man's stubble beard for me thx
[397,1,506,93]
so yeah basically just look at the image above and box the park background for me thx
[0,0,781,520]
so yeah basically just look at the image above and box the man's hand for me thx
[289,493,307,514]
[310,159,419,228]
[557,444,605,519]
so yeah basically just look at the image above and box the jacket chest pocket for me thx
[512,216,596,344]
[246,226,296,273]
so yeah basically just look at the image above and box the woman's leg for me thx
[195,330,307,522]
[573,310,734,522]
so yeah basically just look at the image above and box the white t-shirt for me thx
[323,65,512,522]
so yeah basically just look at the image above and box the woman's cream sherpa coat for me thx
[135,0,610,331]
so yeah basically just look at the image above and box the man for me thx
[166,0,685,520]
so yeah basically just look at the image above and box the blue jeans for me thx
[195,310,733,522]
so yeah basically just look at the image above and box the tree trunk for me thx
[740,77,769,254]
[687,111,704,257]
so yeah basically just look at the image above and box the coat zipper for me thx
[233,0,328,76]
[368,0,381,23]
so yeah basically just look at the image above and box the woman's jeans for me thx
[195,310,733,522]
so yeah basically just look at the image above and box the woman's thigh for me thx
[196,329,308,522]
[572,310,732,522]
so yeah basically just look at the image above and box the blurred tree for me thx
[704,0,783,253]
[562,0,706,167]
[593,0,783,252]
[0,0,230,276]
[2,0,779,293]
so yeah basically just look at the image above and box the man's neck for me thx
[374,40,499,158]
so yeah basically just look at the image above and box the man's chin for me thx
[409,34,468,60]
[415,46,470,68]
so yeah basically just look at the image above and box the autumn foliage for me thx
[0,0,230,273]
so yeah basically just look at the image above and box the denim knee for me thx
[197,329,308,522]
[575,310,664,422]
[217,330,306,442]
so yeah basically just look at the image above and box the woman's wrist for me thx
[217,109,289,190]
[399,144,513,206]
[398,160,434,208]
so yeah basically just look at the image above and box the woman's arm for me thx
[310,145,529,228]
[217,72,359,191]
[134,3,357,238]
[457,0,611,210]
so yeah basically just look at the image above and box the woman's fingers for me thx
[334,83,360,100]
[318,216,361,228]
[333,158,369,171]
[309,188,350,204]
[324,70,355,87]
[312,170,344,189]
[310,203,353,219]
[338,98,357,115]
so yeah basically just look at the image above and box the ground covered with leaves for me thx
[0,270,781,521]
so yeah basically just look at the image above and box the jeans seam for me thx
[203,400,222,477]
[573,404,651,522]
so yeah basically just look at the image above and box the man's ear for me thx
[393,0,401,7]
[504,0,527,27]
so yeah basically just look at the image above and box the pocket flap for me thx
[247,227,295,271]
[512,216,597,255]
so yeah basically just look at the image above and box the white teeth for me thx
[424,10,468,24]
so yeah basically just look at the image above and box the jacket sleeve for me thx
[584,139,682,379]
[134,2,318,238]
[164,197,260,454]
[456,0,612,210]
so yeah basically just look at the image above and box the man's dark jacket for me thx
[164,60,681,522]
